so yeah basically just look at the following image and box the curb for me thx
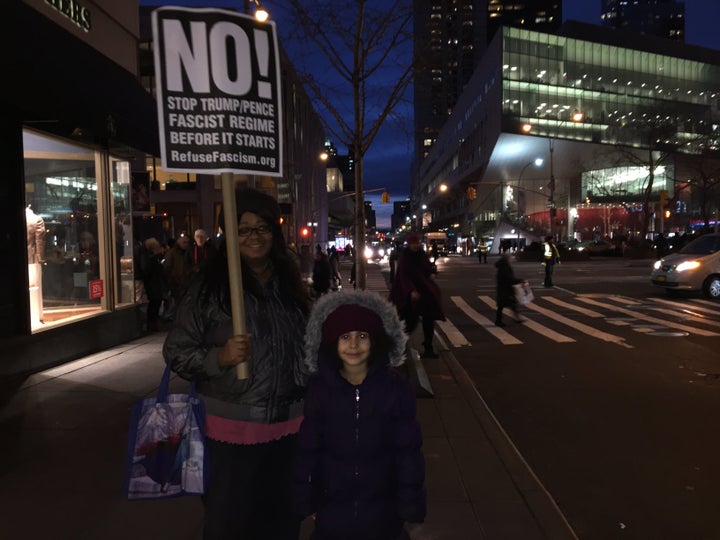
[434,333,579,540]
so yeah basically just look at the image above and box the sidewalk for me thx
[0,260,577,540]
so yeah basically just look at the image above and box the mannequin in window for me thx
[26,206,45,265]
[25,206,46,324]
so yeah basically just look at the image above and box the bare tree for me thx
[610,120,679,246]
[680,149,720,230]
[283,0,414,289]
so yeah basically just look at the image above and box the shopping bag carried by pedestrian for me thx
[513,281,534,306]
[123,363,207,500]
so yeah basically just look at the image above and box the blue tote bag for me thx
[124,363,208,500]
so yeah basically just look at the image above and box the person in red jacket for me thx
[388,233,445,358]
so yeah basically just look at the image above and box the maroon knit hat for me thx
[321,304,384,343]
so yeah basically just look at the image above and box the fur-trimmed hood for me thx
[304,291,407,372]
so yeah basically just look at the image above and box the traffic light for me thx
[301,227,309,237]
[381,191,390,203]
[466,186,477,200]
[664,209,671,219]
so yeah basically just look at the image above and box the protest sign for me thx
[152,7,283,176]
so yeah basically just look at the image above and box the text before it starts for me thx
[169,131,276,148]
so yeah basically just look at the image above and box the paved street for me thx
[428,254,720,539]
[3,253,717,539]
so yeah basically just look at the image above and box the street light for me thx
[518,158,544,185]
[504,158,543,247]
[506,158,543,217]
[244,0,268,21]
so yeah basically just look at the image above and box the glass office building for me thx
[415,23,720,248]
[502,27,719,150]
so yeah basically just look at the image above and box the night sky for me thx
[140,0,720,228]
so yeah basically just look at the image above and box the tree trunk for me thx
[354,154,366,290]
[639,148,655,245]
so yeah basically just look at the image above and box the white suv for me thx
[651,233,720,299]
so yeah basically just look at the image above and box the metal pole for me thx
[549,139,555,240]
[659,203,665,235]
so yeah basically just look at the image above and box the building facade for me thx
[3,0,159,374]
[487,0,561,42]
[601,0,685,42]
[414,23,720,252]
[412,0,562,198]
[413,0,487,172]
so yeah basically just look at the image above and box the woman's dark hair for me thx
[318,331,393,372]
[202,188,310,314]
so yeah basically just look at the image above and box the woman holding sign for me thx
[164,188,311,539]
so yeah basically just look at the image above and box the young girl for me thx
[294,291,426,540]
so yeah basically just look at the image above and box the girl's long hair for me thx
[200,224,310,315]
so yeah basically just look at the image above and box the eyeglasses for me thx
[237,224,272,237]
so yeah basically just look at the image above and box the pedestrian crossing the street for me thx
[438,292,720,349]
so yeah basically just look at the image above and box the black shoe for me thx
[495,320,506,327]
[423,349,439,359]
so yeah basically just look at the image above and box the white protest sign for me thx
[152,7,283,176]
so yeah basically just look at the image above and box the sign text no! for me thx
[152,7,283,176]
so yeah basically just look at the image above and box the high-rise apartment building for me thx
[601,0,685,42]
[413,0,486,168]
[487,0,561,42]
[413,1,562,195]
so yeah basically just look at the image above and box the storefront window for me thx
[23,129,105,331]
[112,159,134,306]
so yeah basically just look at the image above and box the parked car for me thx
[650,232,720,298]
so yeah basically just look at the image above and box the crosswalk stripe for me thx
[604,297,720,329]
[576,297,720,337]
[439,291,719,348]
[693,299,720,308]
[610,296,643,305]
[542,297,605,318]
[451,296,522,345]
[478,296,576,343]
[647,297,720,317]
[522,300,633,348]
[436,319,472,347]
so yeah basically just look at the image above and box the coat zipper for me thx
[354,386,360,520]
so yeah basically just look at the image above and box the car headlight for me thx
[378,249,385,257]
[653,260,662,270]
[364,247,373,259]
[676,260,701,272]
